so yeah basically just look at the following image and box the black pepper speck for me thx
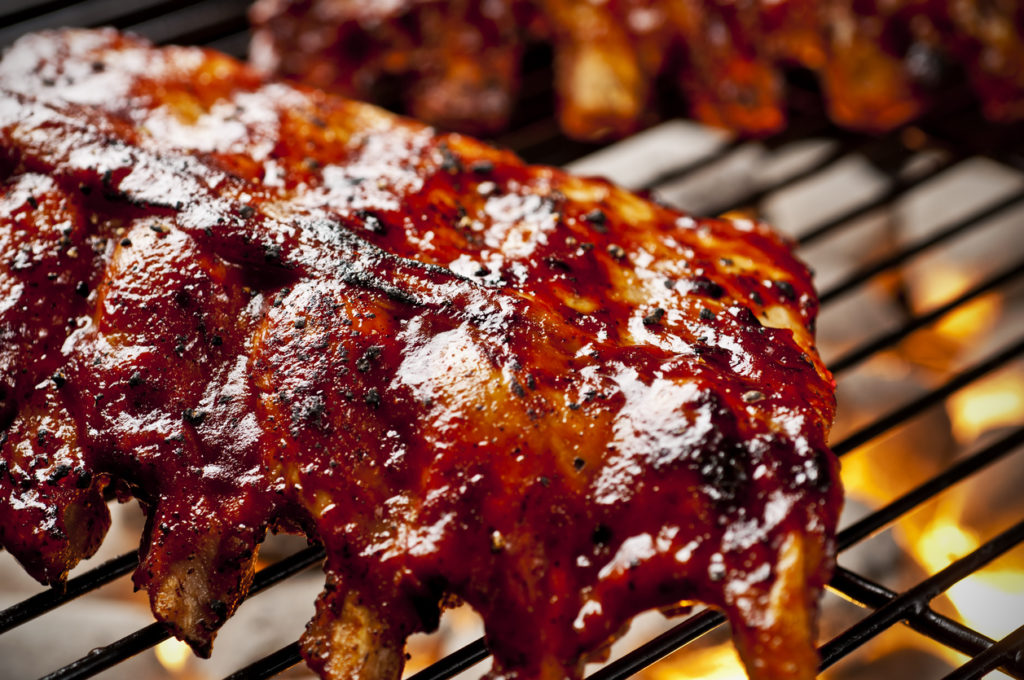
[643,307,665,326]
[183,408,207,426]
[365,388,381,408]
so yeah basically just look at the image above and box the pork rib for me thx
[0,29,841,680]
[249,0,1024,139]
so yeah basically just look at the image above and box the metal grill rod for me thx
[208,199,1024,680]
[585,609,725,680]
[831,336,1024,456]
[584,427,1024,680]
[819,518,1024,670]
[20,188,1024,680]
[240,428,1024,680]
[127,0,247,46]
[638,139,744,192]
[222,628,493,680]
[40,546,325,680]
[795,155,955,247]
[0,0,76,25]
[406,639,491,680]
[819,189,1024,304]
[828,258,1024,375]
[0,552,137,634]
[831,568,1024,679]
[941,624,1024,680]
[0,0,182,47]
[698,140,855,217]
[223,641,302,680]
[837,426,1024,550]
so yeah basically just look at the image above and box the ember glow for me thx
[649,644,746,680]
[948,371,1024,444]
[155,638,191,675]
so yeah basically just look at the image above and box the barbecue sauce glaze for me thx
[0,30,841,680]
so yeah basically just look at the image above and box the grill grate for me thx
[2,2,1024,679]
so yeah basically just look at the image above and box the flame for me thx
[899,266,1003,372]
[649,643,747,680]
[947,370,1024,443]
[908,512,1024,679]
[908,267,1001,344]
[833,257,1023,676]
[841,374,1024,677]
[155,638,191,675]
[914,515,979,576]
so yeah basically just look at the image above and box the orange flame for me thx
[155,638,191,675]
[648,643,747,680]
[947,371,1024,444]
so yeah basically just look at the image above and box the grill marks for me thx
[0,30,840,680]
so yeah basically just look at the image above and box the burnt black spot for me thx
[772,279,796,301]
[364,388,381,408]
[732,306,761,326]
[470,160,494,174]
[439,145,463,173]
[75,467,92,489]
[511,379,525,398]
[583,209,608,233]
[699,444,748,502]
[643,307,665,326]
[263,243,282,262]
[356,210,386,235]
[545,257,571,272]
[356,345,383,372]
[592,524,612,545]
[46,463,71,486]
[183,408,207,426]
[209,599,228,620]
[693,278,724,299]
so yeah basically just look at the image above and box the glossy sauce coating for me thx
[250,0,1024,139]
[0,30,841,680]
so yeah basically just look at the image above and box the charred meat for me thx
[0,29,841,680]
[250,0,1024,139]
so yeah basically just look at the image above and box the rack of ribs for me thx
[0,29,841,680]
[249,0,1024,139]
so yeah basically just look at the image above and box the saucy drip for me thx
[0,29,841,680]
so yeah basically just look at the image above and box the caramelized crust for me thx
[0,30,841,680]
[249,0,1024,139]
